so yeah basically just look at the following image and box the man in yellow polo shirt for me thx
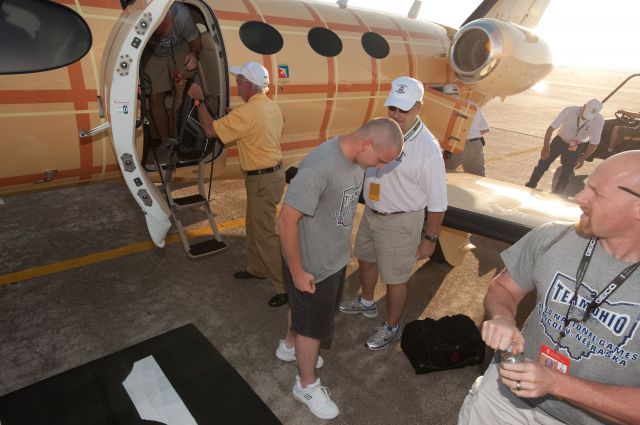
[187,62,287,307]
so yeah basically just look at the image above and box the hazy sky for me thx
[315,0,640,71]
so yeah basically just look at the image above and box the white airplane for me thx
[0,0,582,263]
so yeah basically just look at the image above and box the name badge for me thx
[368,182,380,202]
[539,344,570,374]
[568,140,578,152]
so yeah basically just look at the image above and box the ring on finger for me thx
[516,380,521,391]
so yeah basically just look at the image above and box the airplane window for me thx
[0,0,91,74]
[239,21,283,55]
[361,32,389,59]
[308,27,342,57]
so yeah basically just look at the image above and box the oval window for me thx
[0,0,92,74]
[361,32,390,59]
[308,27,342,57]
[239,21,283,55]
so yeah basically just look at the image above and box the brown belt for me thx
[245,162,282,176]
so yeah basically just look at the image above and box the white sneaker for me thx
[276,339,324,368]
[292,376,339,420]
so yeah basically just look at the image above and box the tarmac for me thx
[0,67,637,424]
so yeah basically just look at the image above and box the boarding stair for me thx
[143,76,227,258]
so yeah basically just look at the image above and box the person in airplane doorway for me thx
[187,62,288,307]
[442,84,490,176]
[458,151,640,425]
[276,118,404,420]
[525,99,604,196]
[338,76,447,351]
[141,3,202,146]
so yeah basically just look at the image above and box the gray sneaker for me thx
[338,297,378,318]
[366,323,401,350]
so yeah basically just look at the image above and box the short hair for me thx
[358,117,404,153]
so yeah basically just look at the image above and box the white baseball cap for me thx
[230,61,269,88]
[384,76,424,111]
[442,84,459,95]
[582,98,603,120]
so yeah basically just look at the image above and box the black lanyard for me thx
[556,238,640,348]
[575,109,588,139]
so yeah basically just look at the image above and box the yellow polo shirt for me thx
[213,92,283,171]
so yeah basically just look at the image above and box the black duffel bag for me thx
[401,314,485,374]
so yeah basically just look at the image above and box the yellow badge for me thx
[368,182,380,202]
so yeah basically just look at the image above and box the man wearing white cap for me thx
[442,84,490,176]
[526,99,604,195]
[188,61,288,307]
[339,76,447,350]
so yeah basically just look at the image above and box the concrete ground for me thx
[0,67,637,424]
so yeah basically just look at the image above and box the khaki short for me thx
[354,208,423,285]
[458,361,565,425]
[141,42,194,95]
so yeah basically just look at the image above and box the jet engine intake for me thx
[450,18,552,98]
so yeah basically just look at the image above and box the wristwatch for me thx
[422,231,438,243]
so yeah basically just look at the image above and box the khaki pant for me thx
[445,138,486,177]
[458,362,565,425]
[244,168,286,293]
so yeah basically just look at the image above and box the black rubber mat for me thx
[0,324,282,425]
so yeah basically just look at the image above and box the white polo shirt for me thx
[362,118,447,213]
[467,101,489,140]
[551,105,605,145]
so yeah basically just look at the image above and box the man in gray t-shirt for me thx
[141,3,202,145]
[459,151,640,425]
[275,118,403,420]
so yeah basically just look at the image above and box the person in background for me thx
[525,99,604,195]
[443,84,490,176]
[142,3,202,145]
[188,62,288,307]
[339,76,447,351]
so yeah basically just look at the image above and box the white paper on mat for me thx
[122,355,197,425]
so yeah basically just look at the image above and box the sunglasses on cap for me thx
[387,105,411,114]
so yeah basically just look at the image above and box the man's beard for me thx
[575,215,593,237]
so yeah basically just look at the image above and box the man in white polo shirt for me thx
[339,76,448,350]
[442,84,490,176]
[526,99,604,195]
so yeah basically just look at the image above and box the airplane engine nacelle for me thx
[450,18,552,98]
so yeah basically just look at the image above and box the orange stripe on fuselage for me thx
[390,17,415,77]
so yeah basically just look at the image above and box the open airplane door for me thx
[100,0,174,247]
[421,87,476,154]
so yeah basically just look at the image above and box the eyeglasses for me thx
[619,186,640,198]
[387,106,411,114]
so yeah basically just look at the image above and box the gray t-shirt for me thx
[147,3,199,58]
[284,137,363,282]
[501,222,640,425]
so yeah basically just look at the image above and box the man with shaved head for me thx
[276,118,403,420]
[459,151,640,425]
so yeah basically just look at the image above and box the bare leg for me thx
[295,334,320,387]
[284,308,297,348]
[386,283,408,328]
[149,92,170,143]
[358,259,378,301]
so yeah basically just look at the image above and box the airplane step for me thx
[188,238,228,258]
[173,194,206,208]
